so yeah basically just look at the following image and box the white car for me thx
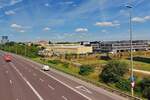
[42,65,50,71]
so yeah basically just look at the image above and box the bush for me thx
[115,78,130,91]
[139,78,150,99]
[133,56,150,63]
[100,60,128,83]
[79,65,94,76]
[62,62,69,68]
[143,87,150,99]
[48,60,61,65]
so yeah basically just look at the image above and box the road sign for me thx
[131,81,135,88]
[129,76,135,81]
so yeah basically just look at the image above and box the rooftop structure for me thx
[100,40,149,53]
[81,40,150,53]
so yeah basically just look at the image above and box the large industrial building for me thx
[38,44,93,56]
[81,40,150,54]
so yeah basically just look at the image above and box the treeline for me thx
[0,42,40,58]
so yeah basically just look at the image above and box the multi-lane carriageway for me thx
[0,52,127,100]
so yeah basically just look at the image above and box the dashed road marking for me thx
[39,78,44,82]
[62,96,68,100]
[76,86,92,94]
[33,73,37,76]
[6,71,9,74]
[9,80,13,84]
[10,62,44,100]
[16,59,92,100]
[38,69,92,100]
[48,84,55,90]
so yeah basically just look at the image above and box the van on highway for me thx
[42,65,50,71]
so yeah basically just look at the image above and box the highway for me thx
[0,52,127,100]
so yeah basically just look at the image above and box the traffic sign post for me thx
[131,81,135,88]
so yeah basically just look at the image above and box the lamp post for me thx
[126,3,134,97]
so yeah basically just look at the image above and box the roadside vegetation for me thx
[1,42,150,99]
[0,42,40,58]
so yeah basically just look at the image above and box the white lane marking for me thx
[15,59,92,100]
[48,84,55,90]
[76,86,92,94]
[62,96,68,100]
[34,67,91,100]
[39,78,44,82]
[6,71,9,74]
[10,80,13,84]
[33,73,37,76]
[10,63,44,100]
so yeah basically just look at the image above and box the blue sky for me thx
[0,0,150,42]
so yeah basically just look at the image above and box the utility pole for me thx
[15,44,17,54]
[126,2,134,97]
[25,45,27,56]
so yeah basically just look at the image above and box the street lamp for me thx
[126,3,134,97]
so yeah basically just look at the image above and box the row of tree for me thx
[0,42,40,58]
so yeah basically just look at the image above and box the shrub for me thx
[62,62,69,68]
[139,78,150,99]
[48,60,61,65]
[115,78,130,91]
[133,56,150,63]
[79,65,94,76]
[100,60,128,83]
[143,87,150,99]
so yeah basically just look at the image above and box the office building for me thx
[1,36,9,44]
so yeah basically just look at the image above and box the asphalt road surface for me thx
[0,52,127,100]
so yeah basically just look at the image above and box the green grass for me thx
[122,60,150,71]
[32,57,142,99]
[77,59,107,65]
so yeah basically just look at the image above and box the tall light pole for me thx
[126,3,134,97]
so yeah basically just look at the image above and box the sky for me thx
[0,0,150,42]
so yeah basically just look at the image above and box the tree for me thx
[139,78,150,99]
[79,65,94,76]
[115,78,130,91]
[100,60,128,83]
[49,41,52,44]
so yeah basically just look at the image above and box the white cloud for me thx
[0,0,23,9]
[131,17,145,23]
[10,0,23,5]
[44,3,50,7]
[95,21,120,27]
[5,10,15,15]
[131,15,150,23]
[11,23,22,28]
[144,16,150,20]
[75,28,88,32]
[43,27,51,31]
[60,1,74,5]
[19,30,25,33]
[101,29,107,33]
